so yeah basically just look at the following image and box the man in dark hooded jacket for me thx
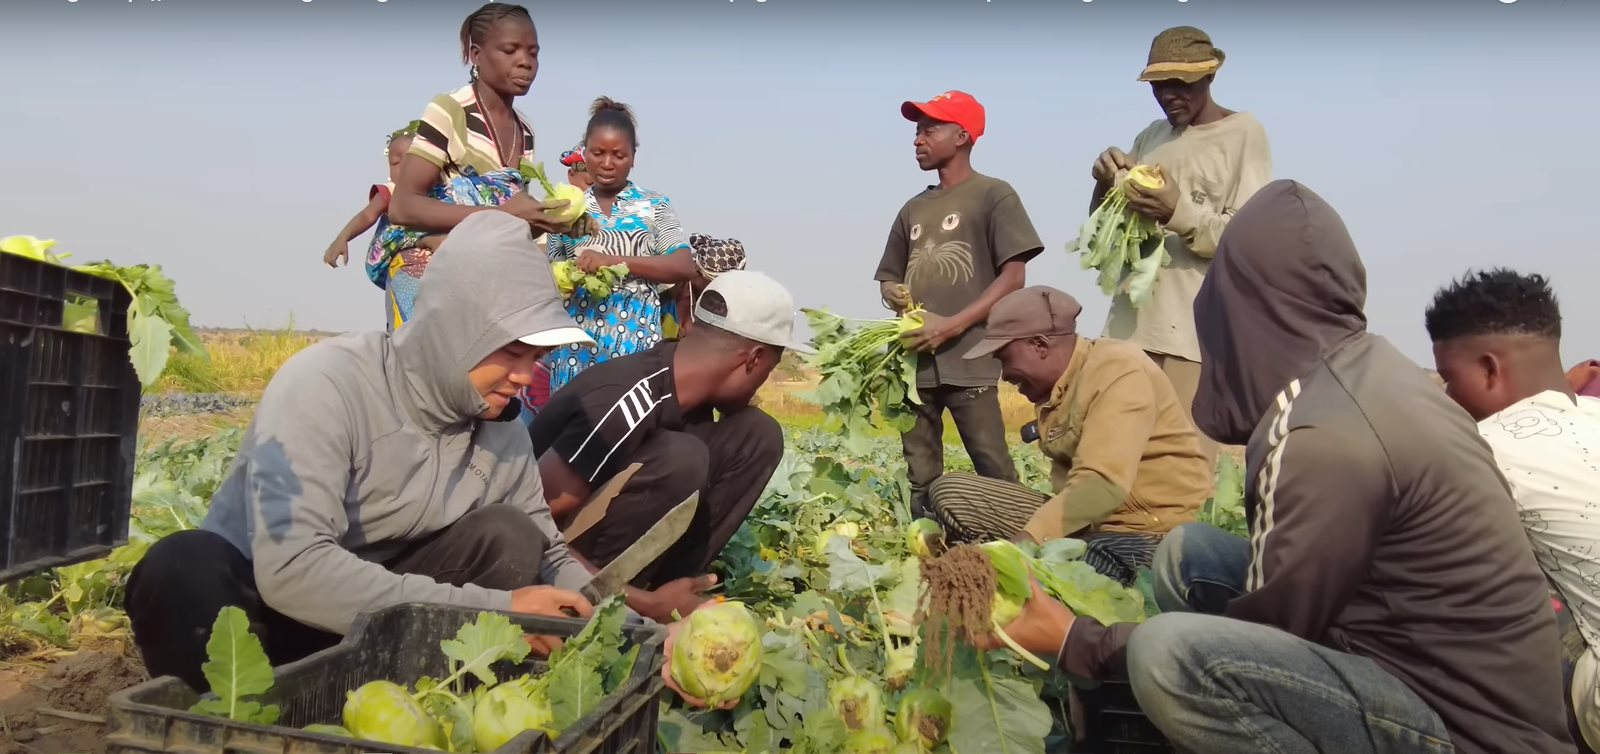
[973,180,1574,753]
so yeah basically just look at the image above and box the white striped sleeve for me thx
[558,368,673,484]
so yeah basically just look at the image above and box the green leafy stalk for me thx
[1067,175,1169,309]
[988,620,1050,671]
[189,606,280,725]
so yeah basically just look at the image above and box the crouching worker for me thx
[972,181,1574,754]
[926,285,1208,586]
[530,270,794,622]
[126,211,607,693]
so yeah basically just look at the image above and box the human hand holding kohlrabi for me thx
[1091,146,1134,184]
[1123,164,1179,224]
[901,310,964,352]
[575,245,622,274]
[499,192,576,236]
[971,575,1077,661]
[661,597,763,711]
[518,161,594,236]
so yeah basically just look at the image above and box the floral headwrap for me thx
[559,144,587,173]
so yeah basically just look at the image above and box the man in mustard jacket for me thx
[927,285,1209,585]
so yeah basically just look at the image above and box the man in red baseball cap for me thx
[899,90,986,143]
[875,89,1044,520]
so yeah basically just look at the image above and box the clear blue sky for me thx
[3,0,1593,365]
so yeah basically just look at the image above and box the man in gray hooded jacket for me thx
[126,211,606,692]
[971,181,1574,753]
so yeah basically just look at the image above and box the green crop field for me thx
[0,330,1245,754]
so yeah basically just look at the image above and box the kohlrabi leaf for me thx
[126,299,174,388]
[944,646,1052,754]
[439,611,532,687]
[189,605,281,724]
[540,595,629,732]
[824,535,891,594]
[1031,557,1147,626]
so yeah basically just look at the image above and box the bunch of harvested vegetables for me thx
[800,303,926,448]
[551,259,630,299]
[189,598,638,751]
[1068,164,1171,309]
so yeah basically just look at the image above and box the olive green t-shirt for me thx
[874,173,1044,389]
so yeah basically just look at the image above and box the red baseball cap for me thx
[901,90,985,142]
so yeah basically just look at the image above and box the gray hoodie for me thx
[202,210,592,634]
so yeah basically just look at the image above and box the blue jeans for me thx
[1128,614,1455,753]
[1136,523,1454,753]
[1152,522,1250,614]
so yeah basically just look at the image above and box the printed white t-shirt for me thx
[1477,390,1600,748]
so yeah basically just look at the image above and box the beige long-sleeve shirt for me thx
[1101,112,1272,362]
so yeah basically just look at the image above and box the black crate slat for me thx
[106,603,666,754]
[0,253,139,583]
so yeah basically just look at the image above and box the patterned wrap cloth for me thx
[662,234,749,340]
[364,85,534,333]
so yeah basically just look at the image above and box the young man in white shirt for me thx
[1428,268,1600,753]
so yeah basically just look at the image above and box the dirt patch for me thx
[0,642,147,754]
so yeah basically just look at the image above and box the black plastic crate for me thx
[1076,679,1174,754]
[106,602,667,753]
[0,252,140,584]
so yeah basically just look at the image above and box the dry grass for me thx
[138,408,257,447]
[158,328,323,395]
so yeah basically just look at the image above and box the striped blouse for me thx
[409,84,535,175]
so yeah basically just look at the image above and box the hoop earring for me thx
[469,64,479,83]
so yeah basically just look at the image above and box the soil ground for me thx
[0,638,145,754]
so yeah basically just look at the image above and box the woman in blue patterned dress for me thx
[544,97,696,393]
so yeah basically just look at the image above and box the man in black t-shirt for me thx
[530,270,796,622]
[876,90,1045,518]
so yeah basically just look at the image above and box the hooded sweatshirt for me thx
[1061,180,1573,754]
[202,210,593,634]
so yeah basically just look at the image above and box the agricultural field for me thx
[0,329,1245,754]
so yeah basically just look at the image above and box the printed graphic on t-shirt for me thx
[906,212,976,288]
[1495,407,1564,440]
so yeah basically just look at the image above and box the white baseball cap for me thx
[519,326,593,348]
[693,270,812,352]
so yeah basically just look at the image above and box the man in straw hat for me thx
[1089,26,1273,464]
[876,90,1045,520]
[927,285,1211,587]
